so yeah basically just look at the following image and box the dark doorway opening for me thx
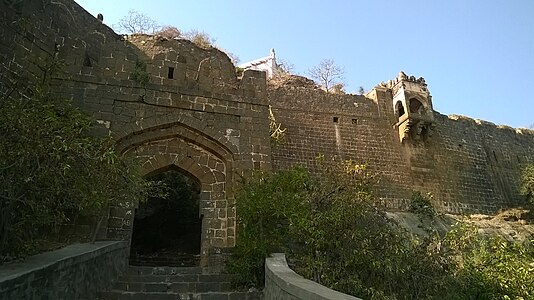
[396,101,405,118]
[130,168,202,267]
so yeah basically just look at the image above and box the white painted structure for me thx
[238,48,280,78]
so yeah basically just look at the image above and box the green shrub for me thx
[0,63,151,259]
[131,59,150,87]
[409,191,436,218]
[520,164,534,204]
[228,161,450,298]
[229,162,534,299]
[228,167,310,286]
[443,223,534,299]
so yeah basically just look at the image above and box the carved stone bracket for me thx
[396,117,434,142]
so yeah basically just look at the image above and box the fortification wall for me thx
[269,82,534,214]
[2,0,532,253]
[0,0,271,266]
[269,83,412,207]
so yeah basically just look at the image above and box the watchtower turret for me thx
[387,71,434,142]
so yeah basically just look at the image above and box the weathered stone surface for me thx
[269,79,534,215]
[1,0,533,278]
[100,266,263,299]
[0,242,128,300]
[0,0,270,269]
[265,253,361,300]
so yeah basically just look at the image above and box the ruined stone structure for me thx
[1,0,533,269]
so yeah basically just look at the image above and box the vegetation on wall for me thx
[0,60,151,260]
[521,163,534,204]
[229,160,534,299]
[308,59,345,93]
[131,59,150,88]
[116,11,241,63]
[409,191,436,218]
[182,29,216,50]
[115,9,160,34]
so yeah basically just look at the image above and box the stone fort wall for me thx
[269,77,534,214]
[0,0,271,267]
[1,0,533,268]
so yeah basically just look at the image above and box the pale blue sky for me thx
[75,0,533,128]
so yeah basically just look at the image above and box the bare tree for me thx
[308,59,344,92]
[115,10,159,34]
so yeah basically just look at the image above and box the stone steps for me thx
[127,266,204,275]
[98,291,262,300]
[97,266,262,300]
[121,274,232,283]
[112,280,232,293]
[129,253,200,267]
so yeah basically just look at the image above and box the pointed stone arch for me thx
[408,97,425,114]
[112,113,240,157]
[107,121,237,267]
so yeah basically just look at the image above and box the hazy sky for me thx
[74,0,533,128]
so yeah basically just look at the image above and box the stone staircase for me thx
[97,266,263,300]
[129,253,201,267]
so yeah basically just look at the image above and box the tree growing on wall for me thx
[275,58,295,75]
[115,11,239,63]
[308,59,345,92]
[115,10,159,34]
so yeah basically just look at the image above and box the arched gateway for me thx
[114,121,237,266]
[0,0,273,271]
[82,35,273,269]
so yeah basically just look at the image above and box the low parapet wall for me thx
[0,241,128,300]
[265,253,362,300]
